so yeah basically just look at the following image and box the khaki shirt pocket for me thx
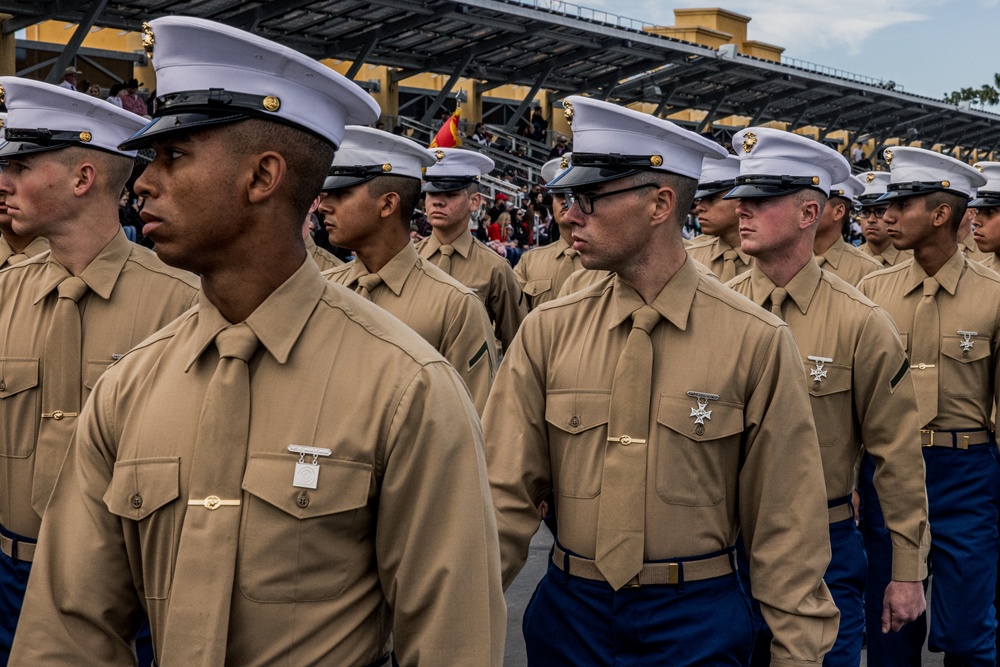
[941,334,991,399]
[104,457,180,600]
[655,394,744,507]
[0,358,40,459]
[239,453,373,602]
[84,359,113,391]
[523,279,553,300]
[545,391,611,499]
[805,361,853,448]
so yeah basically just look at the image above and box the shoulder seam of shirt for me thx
[696,277,784,328]
[821,272,880,310]
[964,258,1000,283]
[416,264,479,296]
[123,247,199,288]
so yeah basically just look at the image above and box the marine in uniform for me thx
[960,207,991,262]
[858,171,913,267]
[12,17,505,666]
[970,162,1000,273]
[513,155,585,310]
[858,146,999,666]
[725,128,929,667]
[304,226,343,271]
[415,149,526,352]
[320,126,496,415]
[0,215,46,269]
[0,78,198,660]
[486,96,838,665]
[813,174,882,285]
[687,154,753,281]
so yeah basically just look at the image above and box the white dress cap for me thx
[0,77,146,158]
[323,126,436,191]
[546,95,726,190]
[695,154,740,198]
[422,148,495,193]
[830,175,865,202]
[968,162,1000,208]
[119,16,379,151]
[541,153,571,184]
[879,146,986,202]
[858,172,892,205]
[726,127,850,199]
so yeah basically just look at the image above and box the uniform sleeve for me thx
[482,311,551,589]
[854,307,929,581]
[439,293,496,416]
[375,361,506,666]
[513,254,528,290]
[10,369,145,665]
[489,261,528,353]
[739,323,840,666]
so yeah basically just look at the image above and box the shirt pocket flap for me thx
[656,394,744,441]
[242,453,372,520]
[84,359,112,390]
[104,457,180,521]
[545,392,611,434]
[941,335,990,363]
[0,358,39,399]
[523,278,553,298]
[805,361,853,397]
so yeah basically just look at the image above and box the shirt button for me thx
[131,493,143,509]
[568,416,580,428]
[0,381,6,392]
[695,425,705,436]
[297,495,309,508]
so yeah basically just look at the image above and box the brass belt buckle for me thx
[920,428,934,447]
[665,562,679,585]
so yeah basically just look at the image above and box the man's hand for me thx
[882,580,926,633]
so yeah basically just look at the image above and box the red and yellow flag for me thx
[430,107,462,148]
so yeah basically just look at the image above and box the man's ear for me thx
[380,191,401,219]
[650,185,677,228]
[72,162,99,198]
[246,151,287,204]
[929,202,952,229]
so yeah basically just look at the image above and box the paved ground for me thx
[502,527,945,666]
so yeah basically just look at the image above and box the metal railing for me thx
[780,56,904,92]
[506,0,654,32]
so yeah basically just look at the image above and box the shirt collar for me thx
[32,228,131,304]
[707,236,752,265]
[347,243,418,297]
[610,256,699,331]
[184,258,327,370]
[903,247,964,296]
[747,259,821,315]
[427,229,474,258]
[816,237,848,269]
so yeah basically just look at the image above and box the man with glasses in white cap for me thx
[970,162,1000,273]
[417,148,526,353]
[486,96,837,665]
[321,126,496,415]
[687,154,753,281]
[514,154,585,310]
[12,17,505,666]
[725,127,929,667]
[858,171,913,267]
[812,174,881,286]
[0,78,198,662]
[859,145,999,666]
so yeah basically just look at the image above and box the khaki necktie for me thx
[438,244,455,275]
[161,323,259,666]
[769,286,788,319]
[595,305,661,590]
[720,249,739,283]
[34,276,89,514]
[816,255,828,268]
[911,277,940,426]
[356,272,383,301]
[553,248,578,295]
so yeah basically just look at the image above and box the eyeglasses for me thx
[860,206,888,220]
[568,183,658,215]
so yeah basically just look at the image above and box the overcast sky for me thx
[574,0,999,102]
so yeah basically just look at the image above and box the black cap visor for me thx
[545,165,642,192]
[858,194,886,206]
[723,174,824,200]
[0,127,99,158]
[969,191,1000,208]
[422,176,479,193]
[119,112,250,151]
[876,181,968,203]
[694,179,736,200]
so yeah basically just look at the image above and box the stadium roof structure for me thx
[5,0,999,156]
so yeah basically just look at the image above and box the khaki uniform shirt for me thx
[12,259,506,666]
[513,237,584,310]
[686,234,753,281]
[860,250,1000,432]
[729,262,929,580]
[305,234,344,272]
[558,268,613,297]
[980,253,1000,274]
[0,235,48,269]
[486,261,838,665]
[815,238,882,286]
[858,242,913,268]
[962,232,991,263]
[324,242,496,415]
[0,229,198,539]
[415,230,527,352]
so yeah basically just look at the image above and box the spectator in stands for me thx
[489,211,509,242]
[548,135,569,159]
[121,79,147,116]
[58,66,81,90]
[529,109,547,142]
[86,84,102,98]
[470,122,491,147]
[106,82,126,108]
[486,192,508,223]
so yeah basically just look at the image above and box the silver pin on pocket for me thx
[288,444,332,490]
